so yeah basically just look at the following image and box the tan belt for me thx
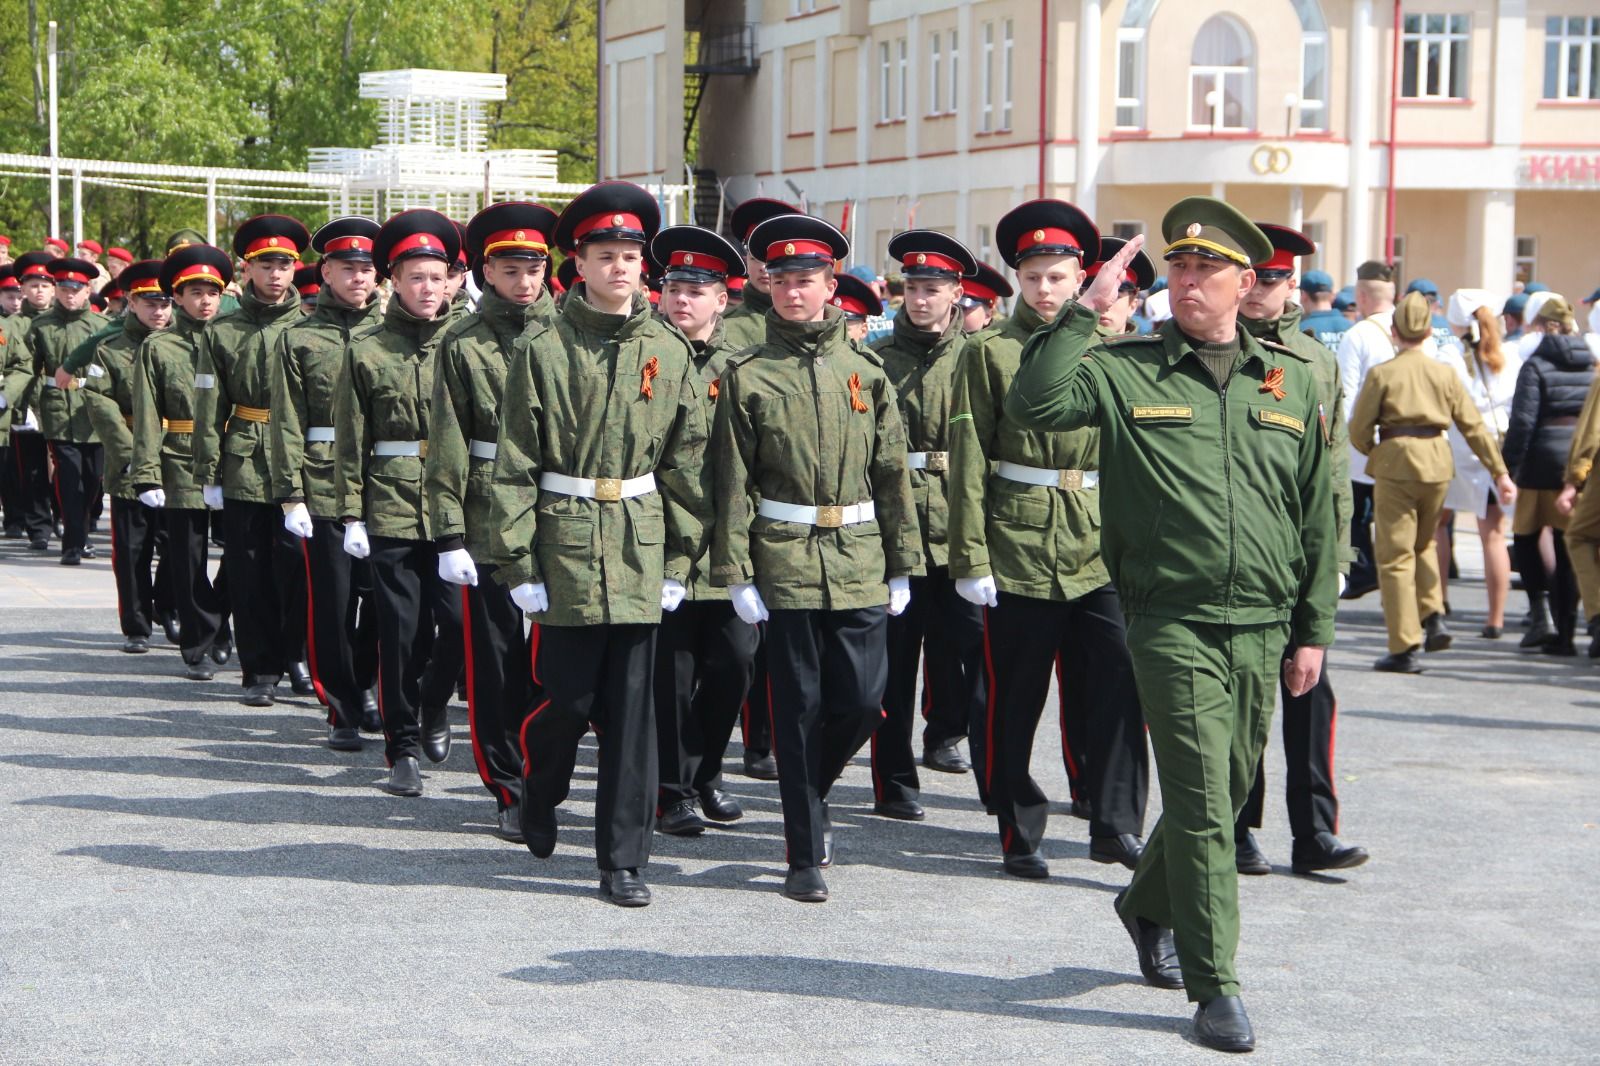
[123,415,134,428]
[165,419,195,434]
[232,404,270,424]
[1378,426,1442,441]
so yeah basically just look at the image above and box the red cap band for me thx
[1084,262,1139,287]
[962,278,1000,303]
[899,251,963,274]
[243,234,301,259]
[484,229,550,256]
[0,275,18,289]
[51,270,91,285]
[1017,226,1080,254]
[386,231,446,264]
[831,293,871,316]
[668,249,727,274]
[727,276,746,291]
[19,262,52,280]
[324,235,373,255]
[126,280,162,296]
[764,238,833,261]
[573,211,644,243]
[1260,248,1298,272]
[173,263,224,288]
[299,283,321,296]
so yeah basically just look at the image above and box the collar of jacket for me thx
[120,314,154,345]
[477,284,544,337]
[563,283,653,340]
[1160,318,1277,372]
[1240,302,1302,344]
[740,285,772,317]
[382,292,453,345]
[891,304,963,358]
[1532,331,1595,372]
[1006,298,1048,337]
[20,302,44,320]
[766,303,847,355]
[173,305,210,338]
[236,280,299,324]
[312,286,381,332]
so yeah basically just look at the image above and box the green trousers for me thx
[1119,615,1288,1002]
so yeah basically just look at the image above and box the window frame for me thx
[878,41,892,123]
[1299,31,1329,131]
[948,29,960,115]
[1543,16,1600,102]
[929,32,943,115]
[1114,27,1147,130]
[1000,18,1015,130]
[897,36,908,121]
[1514,235,1537,285]
[981,21,995,133]
[1400,13,1472,101]
[1187,14,1257,132]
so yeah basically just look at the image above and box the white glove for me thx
[0,394,7,411]
[282,502,314,539]
[138,488,166,509]
[955,575,999,608]
[202,485,224,510]
[437,548,479,587]
[1338,573,1347,596]
[887,576,911,616]
[510,581,549,614]
[730,583,769,625]
[342,520,370,559]
[660,578,686,612]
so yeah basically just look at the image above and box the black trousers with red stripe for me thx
[983,587,1148,856]
[48,440,102,554]
[1237,645,1341,841]
[1054,653,1091,807]
[767,607,888,870]
[524,623,658,872]
[164,507,228,665]
[302,518,377,730]
[368,536,461,765]
[463,565,541,812]
[873,568,986,806]
[109,495,166,638]
[221,500,307,687]
[6,432,52,542]
[741,634,774,760]
[654,599,760,806]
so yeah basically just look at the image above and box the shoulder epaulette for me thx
[1257,338,1296,356]
[1102,332,1159,346]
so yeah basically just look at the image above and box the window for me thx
[879,42,892,122]
[897,37,908,121]
[948,30,959,114]
[1300,32,1328,130]
[1000,19,1014,129]
[791,0,817,14]
[929,33,943,114]
[1115,29,1147,129]
[787,56,816,134]
[1111,221,1144,241]
[1189,15,1255,130]
[1401,14,1470,100]
[1515,236,1537,285]
[1544,17,1600,101]
[981,21,995,132]
[1390,235,1407,290]
[976,224,993,267]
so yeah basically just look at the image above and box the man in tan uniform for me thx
[1556,369,1600,656]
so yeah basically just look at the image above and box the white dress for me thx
[1443,345,1522,519]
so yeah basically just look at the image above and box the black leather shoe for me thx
[385,756,423,797]
[327,725,362,752]
[28,539,50,551]
[698,787,743,822]
[743,751,779,780]
[521,793,557,858]
[921,738,970,774]
[59,549,81,566]
[1115,889,1184,989]
[288,661,316,696]
[1290,832,1370,874]
[360,689,383,733]
[209,633,233,666]
[873,799,926,821]
[1002,851,1049,879]
[1480,625,1503,639]
[420,704,451,763]
[1340,577,1378,600]
[600,868,651,907]
[241,683,275,708]
[1090,833,1145,870]
[819,801,834,868]
[657,798,706,837]
[1542,639,1578,657]
[121,637,150,654]
[1193,995,1254,1053]
[1373,648,1423,673]
[183,660,216,681]
[783,865,829,902]
[1422,611,1453,652]
[496,805,524,843]
[161,610,182,645]
[1235,831,1271,875]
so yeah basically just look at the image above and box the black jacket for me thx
[1502,333,1595,489]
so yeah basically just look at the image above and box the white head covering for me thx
[1144,289,1171,324]
[1523,290,1559,327]
[1446,288,1496,328]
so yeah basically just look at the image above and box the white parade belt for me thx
[906,451,949,472]
[538,470,655,502]
[995,459,1099,491]
[758,498,875,529]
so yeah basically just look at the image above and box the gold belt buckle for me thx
[593,477,623,502]
[926,451,949,473]
[815,504,844,528]
[1058,469,1083,491]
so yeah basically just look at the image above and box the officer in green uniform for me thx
[131,245,236,680]
[1005,199,1340,1053]
[871,229,983,821]
[710,213,922,904]
[487,181,710,907]
[272,216,385,750]
[335,209,466,798]
[426,200,560,840]
[718,197,798,353]
[1,262,54,547]
[78,260,172,652]
[29,256,108,564]
[192,215,313,706]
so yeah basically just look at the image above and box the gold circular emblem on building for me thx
[916,253,927,265]
[1186,223,1203,238]
[684,253,695,265]
[1033,229,1046,242]
[784,243,796,256]
[515,230,526,240]
[612,214,625,226]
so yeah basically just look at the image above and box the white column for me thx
[1075,0,1102,216]
[1468,189,1517,295]
[205,176,217,247]
[771,45,786,187]
[606,61,620,179]
[958,1,975,248]
[1345,0,1375,276]
[1492,0,1526,147]
[47,21,59,241]
[816,46,829,173]
[1289,185,1304,232]
[645,52,658,179]
[906,14,921,201]
[856,41,871,257]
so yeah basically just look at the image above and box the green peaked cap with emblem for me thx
[1160,196,1273,268]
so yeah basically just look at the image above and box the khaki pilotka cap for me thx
[1534,294,1577,332]
[1392,291,1433,343]
[1160,196,1274,267]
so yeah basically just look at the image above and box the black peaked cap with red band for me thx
[553,181,660,254]
[14,251,56,282]
[160,244,233,295]
[1252,223,1317,280]
[0,265,17,289]
[294,263,323,298]
[1084,236,1156,291]
[468,202,559,261]
[961,261,1014,305]
[556,257,579,292]
[831,274,882,319]
[730,197,800,244]
[119,260,166,299]
[887,229,978,279]
[49,258,98,285]
[313,216,380,262]
[452,220,470,268]
[372,209,460,280]
[233,214,310,261]
[650,225,748,285]
[746,214,849,274]
[995,199,1099,269]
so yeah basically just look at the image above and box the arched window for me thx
[1189,15,1256,131]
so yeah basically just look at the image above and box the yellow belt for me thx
[165,419,195,434]
[232,404,271,424]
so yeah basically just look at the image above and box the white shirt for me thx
[1337,310,1396,486]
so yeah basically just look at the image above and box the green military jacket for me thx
[130,306,211,510]
[426,286,556,558]
[27,303,108,442]
[269,288,383,517]
[487,286,710,627]
[1243,303,1354,573]
[1005,301,1339,648]
[334,296,453,541]
[720,285,772,352]
[676,315,744,603]
[80,316,157,498]
[710,304,923,610]
[61,319,122,374]
[874,309,968,570]
[0,309,42,435]
[192,282,300,503]
[947,300,1109,601]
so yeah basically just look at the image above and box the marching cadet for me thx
[1234,223,1368,875]
[78,260,172,653]
[30,255,109,564]
[1350,291,1516,674]
[4,254,59,551]
[719,197,799,352]
[947,201,1148,877]
[645,223,756,838]
[130,244,236,680]
[1005,200,1340,1053]
[293,263,321,314]
[870,230,983,823]
[426,200,560,840]
[486,181,710,907]
[192,215,314,707]
[272,216,385,751]
[959,262,1011,334]
[334,209,466,798]
[829,273,882,344]
[710,213,922,904]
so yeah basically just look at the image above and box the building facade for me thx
[603,0,1599,300]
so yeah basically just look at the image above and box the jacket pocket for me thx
[536,511,595,606]
[989,484,1049,529]
[1250,404,1305,438]
[368,453,423,483]
[223,431,259,458]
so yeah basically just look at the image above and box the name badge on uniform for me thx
[87,364,105,378]
[1131,404,1194,424]
[1254,407,1305,436]
[194,373,215,389]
